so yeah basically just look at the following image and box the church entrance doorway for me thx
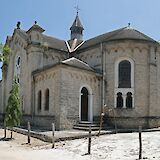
[81,87,89,121]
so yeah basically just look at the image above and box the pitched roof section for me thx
[42,35,68,52]
[27,24,45,33]
[70,15,84,30]
[62,57,94,71]
[67,39,84,52]
[77,27,157,50]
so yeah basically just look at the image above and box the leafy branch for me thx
[0,43,11,77]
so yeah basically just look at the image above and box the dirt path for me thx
[0,128,160,160]
[0,129,86,160]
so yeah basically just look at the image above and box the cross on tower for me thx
[75,5,80,15]
[128,22,131,28]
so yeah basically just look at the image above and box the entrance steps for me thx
[73,121,113,131]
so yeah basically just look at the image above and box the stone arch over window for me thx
[38,90,42,111]
[114,57,134,108]
[45,88,49,111]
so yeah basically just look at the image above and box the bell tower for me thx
[70,7,84,40]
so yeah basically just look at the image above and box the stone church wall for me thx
[33,64,102,130]
[78,47,102,71]
[105,41,149,115]
[156,49,160,115]
[0,81,2,113]
[76,41,160,128]
[59,66,101,130]
[20,45,67,115]
[103,41,159,128]
[33,66,61,130]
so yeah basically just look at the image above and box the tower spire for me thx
[70,7,84,40]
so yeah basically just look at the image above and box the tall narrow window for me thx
[118,60,131,88]
[115,58,134,108]
[45,88,49,111]
[126,92,133,108]
[38,90,42,111]
[116,92,123,108]
[17,57,21,66]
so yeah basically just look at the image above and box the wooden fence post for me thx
[52,123,55,148]
[88,125,92,154]
[27,121,31,144]
[4,124,6,138]
[98,112,104,136]
[139,126,142,159]
[10,128,13,139]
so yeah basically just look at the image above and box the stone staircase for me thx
[73,121,113,131]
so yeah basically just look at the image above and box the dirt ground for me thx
[0,128,160,160]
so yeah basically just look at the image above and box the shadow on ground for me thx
[0,137,13,141]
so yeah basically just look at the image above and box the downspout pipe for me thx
[101,42,106,112]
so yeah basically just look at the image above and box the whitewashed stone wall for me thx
[76,40,160,128]
[33,64,101,130]
[59,65,101,130]
[103,41,150,118]
[78,47,102,70]
[0,81,2,113]
[33,66,61,129]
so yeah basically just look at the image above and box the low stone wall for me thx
[21,115,55,130]
[9,127,52,143]
[148,117,160,128]
[105,116,160,129]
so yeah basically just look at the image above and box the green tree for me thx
[4,78,21,138]
[0,43,11,78]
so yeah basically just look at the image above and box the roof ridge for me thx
[84,27,126,43]
[77,26,157,51]
[132,28,156,42]
[62,57,92,69]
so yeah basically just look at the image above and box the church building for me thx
[0,13,160,130]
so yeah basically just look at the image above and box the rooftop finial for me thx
[75,5,80,16]
[17,21,21,29]
[128,22,131,28]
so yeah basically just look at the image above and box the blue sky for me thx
[1,0,160,79]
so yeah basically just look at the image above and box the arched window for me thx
[126,92,133,108]
[115,58,134,108]
[116,92,123,108]
[45,89,49,111]
[38,90,42,111]
[118,60,131,88]
[17,57,20,66]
